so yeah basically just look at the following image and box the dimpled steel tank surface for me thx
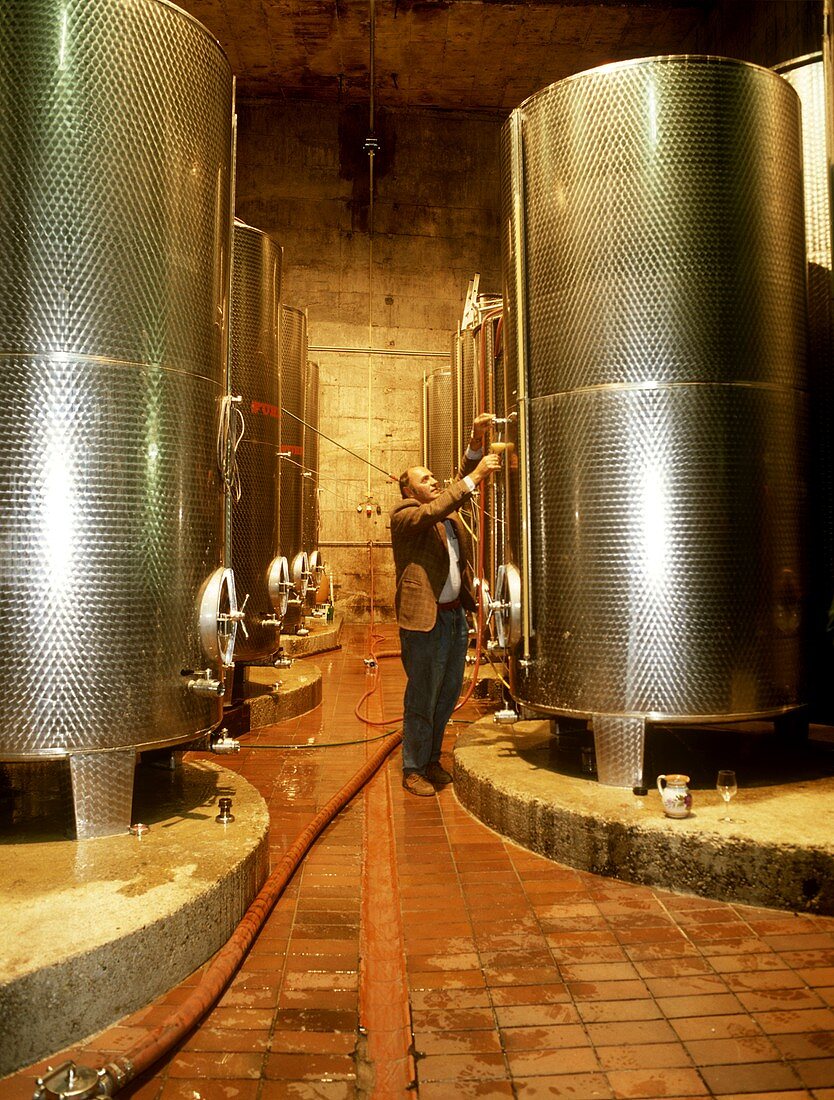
[0,0,234,834]
[279,306,307,566]
[301,358,320,557]
[500,57,808,786]
[230,222,285,661]
[776,54,834,722]
[423,369,455,486]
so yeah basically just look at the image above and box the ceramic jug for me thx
[656,774,692,818]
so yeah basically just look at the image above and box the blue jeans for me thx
[400,607,469,776]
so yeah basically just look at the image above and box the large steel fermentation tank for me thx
[450,333,463,472]
[279,306,310,598]
[0,0,236,836]
[301,359,324,595]
[454,328,478,474]
[230,221,290,661]
[480,310,505,604]
[423,369,455,485]
[775,54,834,720]
[500,57,808,787]
[450,305,506,607]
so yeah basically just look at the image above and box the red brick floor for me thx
[5,625,834,1099]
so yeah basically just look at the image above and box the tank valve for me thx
[210,729,240,754]
[216,797,235,824]
[187,670,226,697]
[260,615,283,628]
[274,653,293,669]
[493,709,518,724]
[34,1061,100,1099]
[363,657,377,668]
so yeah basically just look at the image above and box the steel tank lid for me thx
[234,218,284,248]
[148,0,232,67]
[511,53,798,117]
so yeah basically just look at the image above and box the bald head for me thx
[399,465,439,503]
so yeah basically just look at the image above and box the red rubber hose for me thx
[95,730,403,1095]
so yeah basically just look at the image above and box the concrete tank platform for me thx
[0,759,269,1077]
[245,659,322,728]
[454,716,834,916]
[280,614,342,658]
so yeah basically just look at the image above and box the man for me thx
[390,414,500,796]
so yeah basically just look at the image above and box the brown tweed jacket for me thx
[390,458,479,632]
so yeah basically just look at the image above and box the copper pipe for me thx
[94,732,403,1094]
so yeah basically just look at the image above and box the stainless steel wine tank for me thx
[279,306,309,600]
[0,0,235,835]
[230,221,288,662]
[500,56,808,785]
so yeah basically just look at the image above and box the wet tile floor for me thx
[5,625,834,1099]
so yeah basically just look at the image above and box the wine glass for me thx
[716,769,738,821]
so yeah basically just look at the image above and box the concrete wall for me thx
[692,0,821,68]
[236,102,502,621]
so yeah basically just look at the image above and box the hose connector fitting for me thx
[33,1060,107,1099]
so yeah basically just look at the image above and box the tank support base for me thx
[593,714,645,788]
[69,750,136,839]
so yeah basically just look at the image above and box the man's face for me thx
[406,466,439,503]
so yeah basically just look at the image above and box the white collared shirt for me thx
[438,519,462,603]
[437,447,480,602]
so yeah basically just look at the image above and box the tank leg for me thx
[592,714,645,788]
[69,750,136,839]
[773,709,810,742]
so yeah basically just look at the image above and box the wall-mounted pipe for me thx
[319,540,393,548]
[309,345,448,358]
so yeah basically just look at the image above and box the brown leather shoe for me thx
[426,762,453,786]
[402,773,436,797]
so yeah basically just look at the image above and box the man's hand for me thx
[470,452,501,485]
[469,412,495,450]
